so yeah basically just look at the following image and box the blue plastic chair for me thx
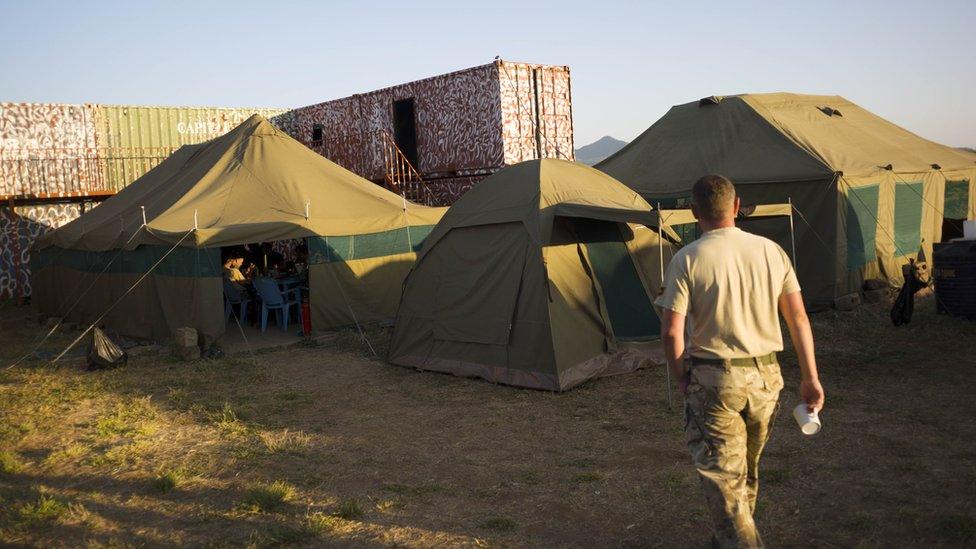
[253,278,300,332]
[223,279,251,324]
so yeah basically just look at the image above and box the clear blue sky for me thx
[1,0,974,147]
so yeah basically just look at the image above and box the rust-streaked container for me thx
[1,102,101,197]
[282,59,574,204]
[94,105,288,189]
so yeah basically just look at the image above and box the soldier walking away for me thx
[655,175,825,548]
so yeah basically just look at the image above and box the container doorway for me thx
[393,98,419,168]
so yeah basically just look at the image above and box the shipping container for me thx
[1,102,102,197]
[94,105,288,189]
[1,102,288,299]
[282,59,574,203]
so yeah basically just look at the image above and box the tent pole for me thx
[788,197,797,270]
[657,202,673,411]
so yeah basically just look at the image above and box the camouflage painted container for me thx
[0,102,102,197]
[94,105,288,189]
[281,60,574,195]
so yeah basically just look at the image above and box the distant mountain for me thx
[575,136,627,166]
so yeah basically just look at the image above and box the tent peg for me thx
[140,206,147,226]
[193,210,198,230]
[305,200,310,220]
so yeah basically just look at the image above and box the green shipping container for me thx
[95,105,288,190]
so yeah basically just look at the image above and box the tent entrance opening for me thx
[572,218,660,341]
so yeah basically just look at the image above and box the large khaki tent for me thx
[32,115,445,343]
[598,93,976,309]
[388,159,678,391]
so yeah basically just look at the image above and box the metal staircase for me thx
[380,131,433,206]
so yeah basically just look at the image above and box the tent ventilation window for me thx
[818,106,843,117]
[311,124,324,146]
[698,96,722,107]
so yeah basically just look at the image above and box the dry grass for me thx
[0,296,974,546]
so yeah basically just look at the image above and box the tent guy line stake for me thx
[141,205,147,226]
[305,200,310,220]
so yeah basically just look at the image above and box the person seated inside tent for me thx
[223,252,250,290]
[243,242,263,274]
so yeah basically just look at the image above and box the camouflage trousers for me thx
[684,361,783,549]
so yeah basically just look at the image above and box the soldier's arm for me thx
[779,291,825,412]
[661,308,688,392]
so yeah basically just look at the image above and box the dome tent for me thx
[388,159,677,391]
[598,93,976,309]
[32,115,445,343]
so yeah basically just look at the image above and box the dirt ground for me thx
[1,296,975,547]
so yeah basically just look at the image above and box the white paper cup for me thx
[793,403,821,435]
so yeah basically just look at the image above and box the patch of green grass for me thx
[44,442,88,465]
[210,402,249,438]
[152,468,187,493]
[305,511,343,534]
[93,397,158,438]
[334,499,364,520]
[241,480,297,512]
[479,516,518,531]
[259,429,311,454]
[935,514,976,543]
[17,494,67,525]
[572,471,604,483]
[374,499,403,513]
[0,451,24,474]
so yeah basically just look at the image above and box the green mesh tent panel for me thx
[945,180,970,220]
[308,225,436,264]
[894,182,924,256]
[575,219,660,341]
[31,246,221,278]
[846,184,879,269]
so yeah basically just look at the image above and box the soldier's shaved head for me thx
[692,174,736,222]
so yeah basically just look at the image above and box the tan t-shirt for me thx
[654,227,800,359]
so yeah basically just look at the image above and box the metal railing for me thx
[0,147,176,199]
[379,131,434,206]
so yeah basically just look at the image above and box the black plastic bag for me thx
[86,327,128,371]
[891,259,924,326]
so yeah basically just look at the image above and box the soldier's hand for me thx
[800,378,825,413]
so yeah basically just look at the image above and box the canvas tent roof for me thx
[36,114,443,252]
[417,158,679,257]
[597,93,976,308]
[598,92,976,197]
